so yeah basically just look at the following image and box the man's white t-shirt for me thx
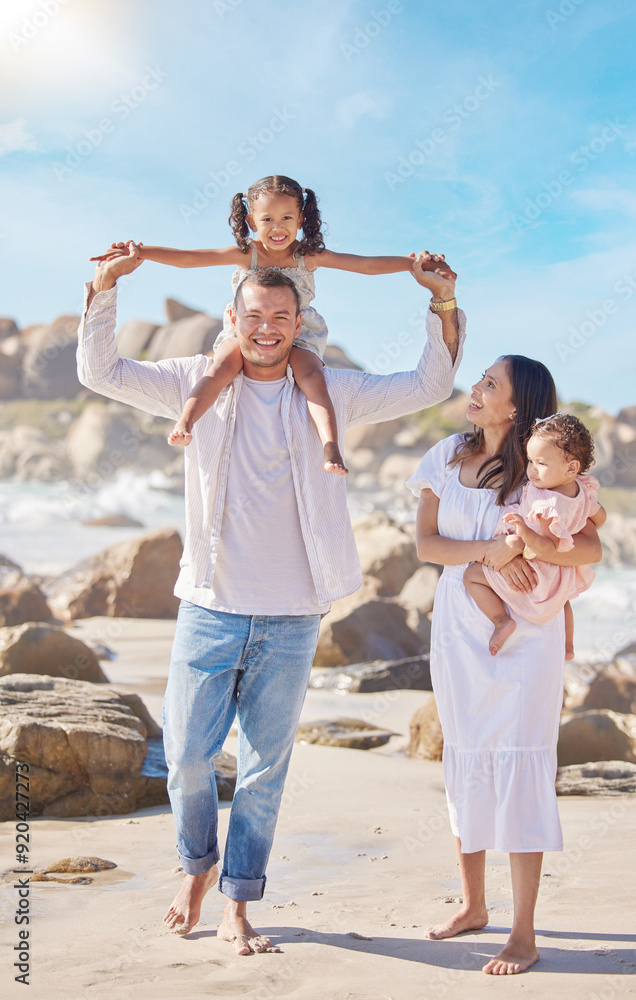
[207,375,330,616]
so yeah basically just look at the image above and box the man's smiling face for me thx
[230,283,301,377]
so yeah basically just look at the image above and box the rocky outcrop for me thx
[408,695,444,761]
[310,654,431,694]
[0,560,52,626]
[353,511,420,596]
[64,400,174,480]
[0,624,108,682]
[295,718,395,750]
[146,313,223,362]
[45,528,183,621]
[398,565,440,616]
[115,320,159,360]
[581,662,636,715]
[557,710,636,766]
[0,425,72,480]
[600,514,636,567]
[556,761,636,796]
[21,316,82,399]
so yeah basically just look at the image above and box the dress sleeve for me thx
[406,434,463,499]
[527,496,574,552]
[579,474,602,516]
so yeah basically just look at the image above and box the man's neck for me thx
[241,358,291,381]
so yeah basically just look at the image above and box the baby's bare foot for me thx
[424,906,489,940]
[218,905,275,955]
[483,938,540,975]
[168,423,192,447]
[565,646,575,661]
[489,617,516,656]
[323,442,348,476]
[163,867,218,935]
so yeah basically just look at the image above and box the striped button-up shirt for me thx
[77,283,465,607]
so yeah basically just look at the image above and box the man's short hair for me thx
[233,268,301,316]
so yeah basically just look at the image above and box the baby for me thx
[464,413,606,657]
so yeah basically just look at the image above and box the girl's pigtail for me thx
[297,187,325,255]
[229,192,250,253]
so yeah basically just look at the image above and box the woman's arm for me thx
[534,519,602,566]
[91,241,245,269]
[308,248,456,278]
[415,490,524,569]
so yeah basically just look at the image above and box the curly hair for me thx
[228,175,326,256]
[530,413,595,472]
[450,355,558,505]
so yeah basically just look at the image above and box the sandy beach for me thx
[2,617,635,1000]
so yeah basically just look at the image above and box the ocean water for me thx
[0,472,634,664]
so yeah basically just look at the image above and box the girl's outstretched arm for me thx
[91,241,247,269]
[307,248,456,278]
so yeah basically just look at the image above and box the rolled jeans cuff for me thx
[178,847,220,876]
[218,873,266,901]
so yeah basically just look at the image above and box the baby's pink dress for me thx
[482,474,601,624]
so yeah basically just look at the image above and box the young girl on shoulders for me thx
[464,413,606,658]
[92,174,452,474]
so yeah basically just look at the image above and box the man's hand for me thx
[90,240,145,263]
[90,241,144,300]
[410,251,456,299]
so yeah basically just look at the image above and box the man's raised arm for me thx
[341,253,465,428]
[78,242,191,420]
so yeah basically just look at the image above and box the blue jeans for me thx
[162,602,321,902]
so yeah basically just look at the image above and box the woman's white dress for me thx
[407,435,564,853]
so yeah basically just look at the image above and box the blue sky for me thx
[1,0,635,411]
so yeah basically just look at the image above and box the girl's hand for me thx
[482,533,524,572]
[90,240,144,262]
[496,555,539,593]
[410,251,456,298]
[502,512,525,533]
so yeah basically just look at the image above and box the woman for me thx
[407,349,601,975]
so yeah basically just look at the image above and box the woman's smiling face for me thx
[467,359,516,430]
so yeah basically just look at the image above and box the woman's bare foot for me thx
[218,900,274,955]
[424,905,489,940]
[489,617,516,656]
[163,866,218,935]
[168,421,193,447]
[323,442,348,476]
[483,936,540,975]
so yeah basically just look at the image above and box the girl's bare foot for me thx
[483,937,540,975]
[489,617,516,656]
[168,422,192,447]
[218,901,274,955]
[323,442,348,476]
[164,866,218,934]
[424,905,489,940]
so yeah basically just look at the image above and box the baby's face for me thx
[526,434,579,490]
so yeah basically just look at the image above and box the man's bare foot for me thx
[489,617,516,656]
[483,938,540,975]
[218,901,274,955]
[168,423,192,447]
[163,866,218,935]
[323,442,348,476]
[424,906,489,940]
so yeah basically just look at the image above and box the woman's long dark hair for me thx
[450,355,558,505]
[228,175,326,256]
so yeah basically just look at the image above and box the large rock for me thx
[556,761,636,796]
[0,623,108,682]
[165,298,202,322]
[377,453,421,491]
[310,654,431,693]
[557,710,636,766]
[0,425,71,480]
[0,355,20,399]
[0,675,160,818]
[408,694,444,761]
[0,318,19,341]
[21,316,82,399]
[323,344,362,370]
[0,566,52,626]
[64,401,173,479]
[46,529,183,621]
[295,718,395,750]
[115,320,159,360]
[146,314,223,362]
[314,579,426,667]
[398,565,440,616]
[581,663,636,715]
[353,511,420,596]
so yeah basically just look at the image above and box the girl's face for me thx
[526,434,579,489]
[247,192,303,253]
[467,360,515,431]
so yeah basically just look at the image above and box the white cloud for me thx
[0,118,37,157]
[335,91,390,129]
[571,186,636,219]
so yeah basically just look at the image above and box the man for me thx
[77,243,464,955]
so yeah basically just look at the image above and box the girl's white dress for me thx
[407,435,564,853]
[213,240,327,361]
